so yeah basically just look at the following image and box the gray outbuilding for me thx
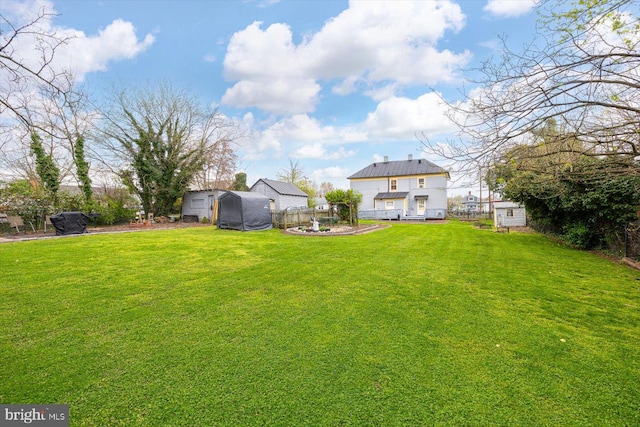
[182,189,226,223]
[249,178,308,211]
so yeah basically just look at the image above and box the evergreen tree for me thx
[73,134,93,206]
[30,132,60,205]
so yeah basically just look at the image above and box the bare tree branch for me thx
[421,0,640,179]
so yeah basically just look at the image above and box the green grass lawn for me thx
[1,221,639,426]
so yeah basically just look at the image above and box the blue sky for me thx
[4,0,541,195]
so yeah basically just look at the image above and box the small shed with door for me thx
[182,189,226,223]
[493,201,527,227]
[217,191,273,231]
[249,178,308,211]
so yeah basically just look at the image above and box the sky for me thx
[2,0,541,196]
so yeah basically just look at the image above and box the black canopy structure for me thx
[49,212,90,236]
[217,191,272,231]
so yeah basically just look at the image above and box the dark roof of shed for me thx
[374,192,409,199]
[251,178,308,197]
[348,158,449,179]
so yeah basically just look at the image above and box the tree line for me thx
[0,6,245,223]
[423,0,639,251]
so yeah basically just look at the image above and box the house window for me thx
[390,179,397,191]
[191,198,205,208]
[385,200,395,209]
[507,209,514,217]
[418,178,425,189]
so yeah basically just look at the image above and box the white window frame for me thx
[385,200,395,210]
[418,177,425,189]
[390,179,397,191]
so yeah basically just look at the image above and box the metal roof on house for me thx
[251,178,308,197]
[374,192,409,199]
[348,158,449,179]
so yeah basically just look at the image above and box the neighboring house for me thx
[315,196,328,210]
[493,201,527,227]
[348,155,449,219]
[249,178,308,211]
[182,189,226,222]
[462,191,491,213]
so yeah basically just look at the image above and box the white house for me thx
[461,191,491,213]
[348,155,449,219]
[493,201,527,227]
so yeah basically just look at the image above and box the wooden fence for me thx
[271,208,331,229]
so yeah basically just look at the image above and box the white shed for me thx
[493,201,527,227]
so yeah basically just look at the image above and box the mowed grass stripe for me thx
[1,222,638,425]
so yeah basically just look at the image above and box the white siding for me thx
[349,179,386,211]
[350,175,447,217]
[493,202,527,227]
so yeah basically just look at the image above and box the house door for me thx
[417,199,426,215]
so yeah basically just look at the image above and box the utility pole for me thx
[479,166,482,215]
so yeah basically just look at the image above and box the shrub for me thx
[0,180,51,229]
[92,189,138,225]
[563,222,595,249]
[57,190,85,212]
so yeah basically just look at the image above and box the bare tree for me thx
[318,181,334,196]
[277,158,306,184]
[277,158,317,207]
[95,81,240,216]
[421,0,640,180]
[192,133,238,190]
[0,4,75,143]
[0,73,98,202]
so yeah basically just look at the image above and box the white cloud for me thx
[236,113,367,162]
[223,79,320,115]
[293,144,356,160]
[221,1,470,115]
[204,54,216,63]
[364,92,457,139]
[66,19,155,78]
[1,0,155,82]
[310,166,351,189]
[483,0,538,18]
